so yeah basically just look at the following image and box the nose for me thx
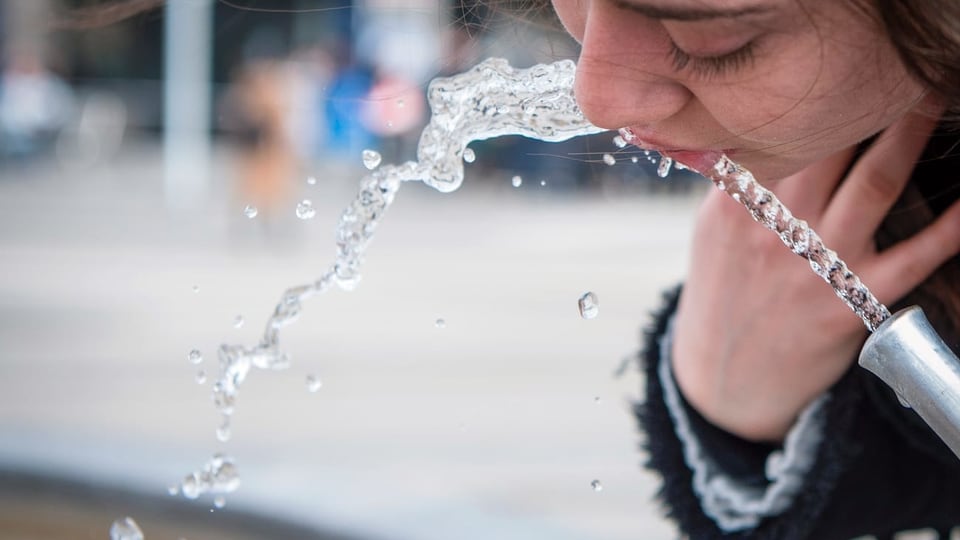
[573,4,692,129]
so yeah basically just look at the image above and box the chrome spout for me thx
[859,306,960,459]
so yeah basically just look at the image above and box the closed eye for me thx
[667,40,757,79]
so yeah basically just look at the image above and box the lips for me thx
[619,127,724,174]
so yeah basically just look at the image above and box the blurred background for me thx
[0,1,707,538]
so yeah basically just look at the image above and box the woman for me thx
[549,0,960,538]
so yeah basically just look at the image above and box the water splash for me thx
[296,199,316,220]
[179,453,240,500]
[110,517,144,540]
[195,59,604,487]
[578,292,599,320]
[656,156,673,178]
[362,149,382,170]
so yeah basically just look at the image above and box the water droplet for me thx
[110,517,144,540]
[602,153,616,166]
[578,292,599,320]
[435,318,446,329]
[216,418,232,442]
[594,396,601,404]
[296,199,316,220]
[188,349,203,364]
[195,370,207,385]
[167,484,179,496]
[511,175,522,187]
[306,374,322,392]
[396,98,405,108]
[180,473,201,499]
[591,479,603,492]
[243,204,258,219]
[630,156,639,164]
[657,156,673,178]
[462,148,476,163]
[612,135,627,148]
[306,176,317,185]
[540,180,547,187]
[214,495,226,509]
[192,285,200,293]
[362,149,382,170]
[233,315,244,329]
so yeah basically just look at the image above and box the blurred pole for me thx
[163,0,213,209]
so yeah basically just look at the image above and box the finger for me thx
[866,197,960,305]
[772,146,857,220]
[824,106,940,238]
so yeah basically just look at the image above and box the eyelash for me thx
[667,41,757,78]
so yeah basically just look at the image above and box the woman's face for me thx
[551,0,927,180]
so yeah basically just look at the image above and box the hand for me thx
[670,104,960,442]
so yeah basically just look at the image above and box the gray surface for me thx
[0,142,703,539]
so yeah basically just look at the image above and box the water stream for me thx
[177,57,889,502]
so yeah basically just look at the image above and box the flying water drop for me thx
[462,148,476,163]
[612,134,627,148]
[216,418,231,442]
[602,153,616,166]
[578,292,599,320]
[361,149,382,170]
[511,175,522,187]
[213,495,227,509]
[306,374,322,392]
[233,315,244,329]
[591,479,603,492]
[296,200,316,220]
[243,205,258,219]
[435,318,446,329]
[306,176,317,186]
[657,156,673,178]
[188,349,203,364]
[179,453,240,500]
[192,285,200,293]
[110,517,144,540]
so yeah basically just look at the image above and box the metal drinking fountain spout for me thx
[859,306,960,459]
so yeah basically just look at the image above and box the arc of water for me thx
[207,58,606,451]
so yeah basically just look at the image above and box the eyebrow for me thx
[611,0,774,21]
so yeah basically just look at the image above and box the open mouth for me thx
[618,127,725,174]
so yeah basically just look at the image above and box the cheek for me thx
[551,0,586,44]
[695,34,920,157]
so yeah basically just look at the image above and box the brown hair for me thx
[861,0,960,343]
